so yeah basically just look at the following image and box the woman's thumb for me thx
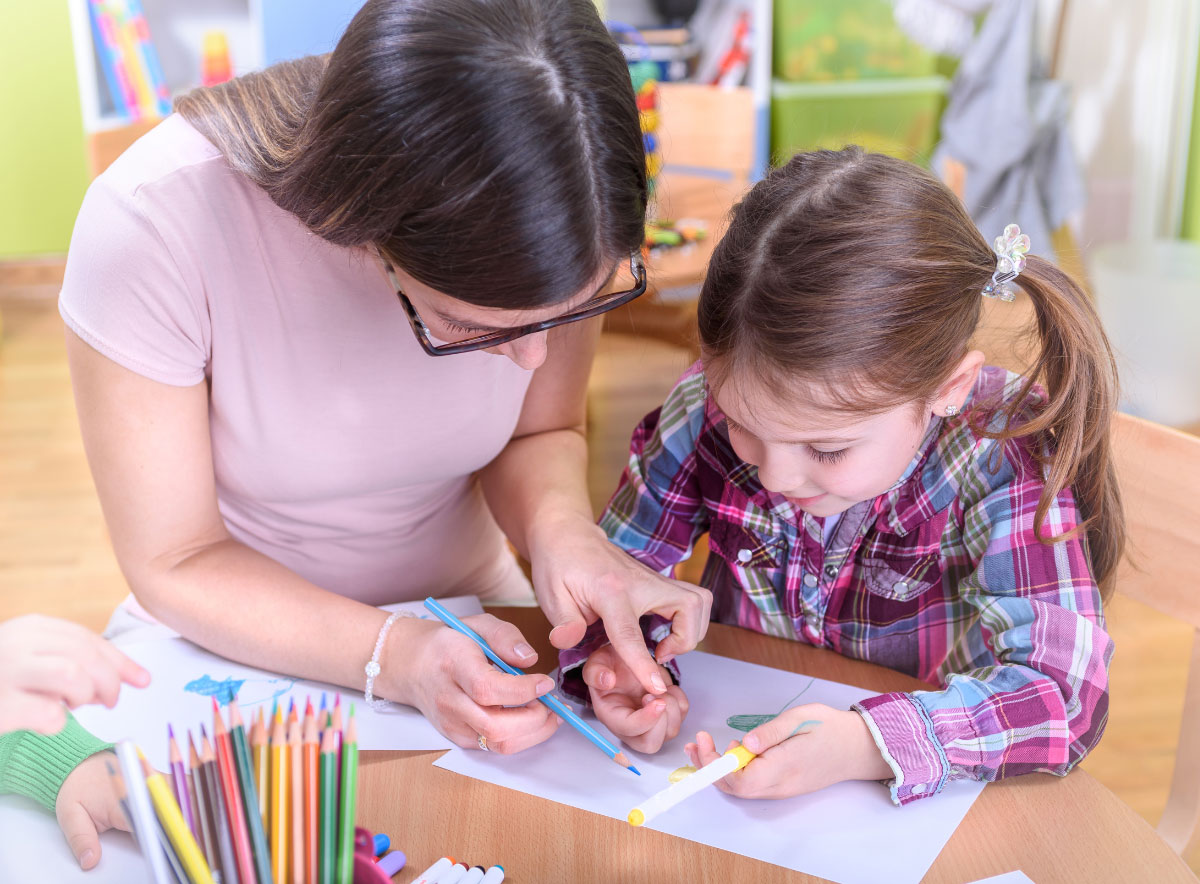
[57,800,102,870]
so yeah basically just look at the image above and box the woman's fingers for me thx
[653,583,713,664]
[465,614,539,668]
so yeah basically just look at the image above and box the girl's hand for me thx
[684,704,894,799]
[0,615,151,735]
[529,513,713,697]
[389,614,561,755]
[583,644,688,754]
[55,751,131,870]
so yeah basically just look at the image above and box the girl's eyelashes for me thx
[808,447,848,465]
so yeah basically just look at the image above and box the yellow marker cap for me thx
[728,744,757,770]
[628,808,645,827]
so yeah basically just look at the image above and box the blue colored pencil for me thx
[422,597,641,775]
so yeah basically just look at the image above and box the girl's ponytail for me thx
[986,256,1125,594]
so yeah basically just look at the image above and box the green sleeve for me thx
[0,712,114,811]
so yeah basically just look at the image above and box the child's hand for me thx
[685,704,894,799]
[55,751,132,870]
[583,644,688,754]
[0,615,150,735]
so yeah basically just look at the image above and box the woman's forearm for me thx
[478,426,597,560]
[130,537,426,705]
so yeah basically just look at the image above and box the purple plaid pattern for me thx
[560,362,1112,804]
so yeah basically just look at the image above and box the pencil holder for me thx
[354,826,397,884]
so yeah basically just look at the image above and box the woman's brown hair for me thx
[175,0,646,310]
[698,147,1125,594]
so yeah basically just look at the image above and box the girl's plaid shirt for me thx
[560,363,1112,805]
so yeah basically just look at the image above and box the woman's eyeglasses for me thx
[381,252,647,357]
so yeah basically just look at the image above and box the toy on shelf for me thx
[201,31,234,88]
[644,217,708,251]
[87,0,172,120]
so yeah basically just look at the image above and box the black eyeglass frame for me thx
[382,252,647,357]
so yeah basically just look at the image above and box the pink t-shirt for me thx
[60,115,535,605]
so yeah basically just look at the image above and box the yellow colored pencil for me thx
[140,752,216,884]
[252,706,269,828]
[271,708,289,884]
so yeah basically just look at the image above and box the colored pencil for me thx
[287,697,298,729]
[422,596,642,774]
[112,744,173,883]
[167,725,197,839]
[188,733,219,873]
[318,727,337,884]
[201,727,240,884]
[213,703,259,884]
[270,708,288,884]
[288,718,304,884]
[228,699,274,884]
[336,709,358,884]
[303,701,319,884]
[141,752,217,884]
[252,708,269,829]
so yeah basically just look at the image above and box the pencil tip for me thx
[631,766,642,775]
[168,723,175,740]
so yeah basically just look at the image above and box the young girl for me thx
[561,147,1122,804]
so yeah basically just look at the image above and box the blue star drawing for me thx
[184,674,297,708]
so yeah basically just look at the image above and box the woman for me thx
[61,0,710,755]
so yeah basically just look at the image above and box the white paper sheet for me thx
[967,873,1036,884]
[435,651,985,884]
[0,597,485,883]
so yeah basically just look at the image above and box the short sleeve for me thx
[59,175,209,386]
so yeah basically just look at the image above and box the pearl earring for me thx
[944,404,959,417]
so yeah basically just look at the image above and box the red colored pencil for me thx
[303,701,319,884]
[213,699,258,884]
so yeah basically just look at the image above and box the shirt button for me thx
[894,581,908,594]
[803,574,818,588]
[911,783,927,795]
[823,563,838,579]
[737,548,753,564]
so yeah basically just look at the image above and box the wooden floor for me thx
[0,285,1195,871]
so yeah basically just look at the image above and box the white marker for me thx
[480,867,505,884]
[434,863,469,884]
[459,867,486,884]
[627,743,757,827]
[410,857,454,884]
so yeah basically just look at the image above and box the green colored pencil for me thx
[228,698,273,884]
[319,726,337,884]
[336,708,358,884]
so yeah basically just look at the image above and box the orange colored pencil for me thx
[304,701,319,884]
[289,718,304,884]
[213,701,258,884]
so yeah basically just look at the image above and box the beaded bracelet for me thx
[364,610,416,710]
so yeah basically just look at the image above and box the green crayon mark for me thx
[726,679,815,732]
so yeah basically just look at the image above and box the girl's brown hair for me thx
[175,0,646,310]
[698,147,1125,593]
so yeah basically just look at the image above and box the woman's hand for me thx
[684,704,894,799]
[55,751,131,870]
[583,644,688,754]
[529,512,712,696]
[0,615,150,735]
[387,614,561,754]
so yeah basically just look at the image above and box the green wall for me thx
[1182,29,1200,242]
[0,1,89,258]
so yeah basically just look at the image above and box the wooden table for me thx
[357,607,1197,883]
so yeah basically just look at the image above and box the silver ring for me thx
[477,734,489,752]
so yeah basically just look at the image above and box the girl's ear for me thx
[935,350,985,416]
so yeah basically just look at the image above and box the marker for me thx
[410,857,454,884]
[113,742,172,884]
[459,867,486,884]
[480,866,505,884]
[627,743,757,827]
[423,597,640,775]
[434,863,469,884]
[376,850,407,876]
[373,833,389,857]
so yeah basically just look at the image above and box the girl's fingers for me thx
[13,656,95,709]
[94,639,150,689]
[0,691,68,735]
